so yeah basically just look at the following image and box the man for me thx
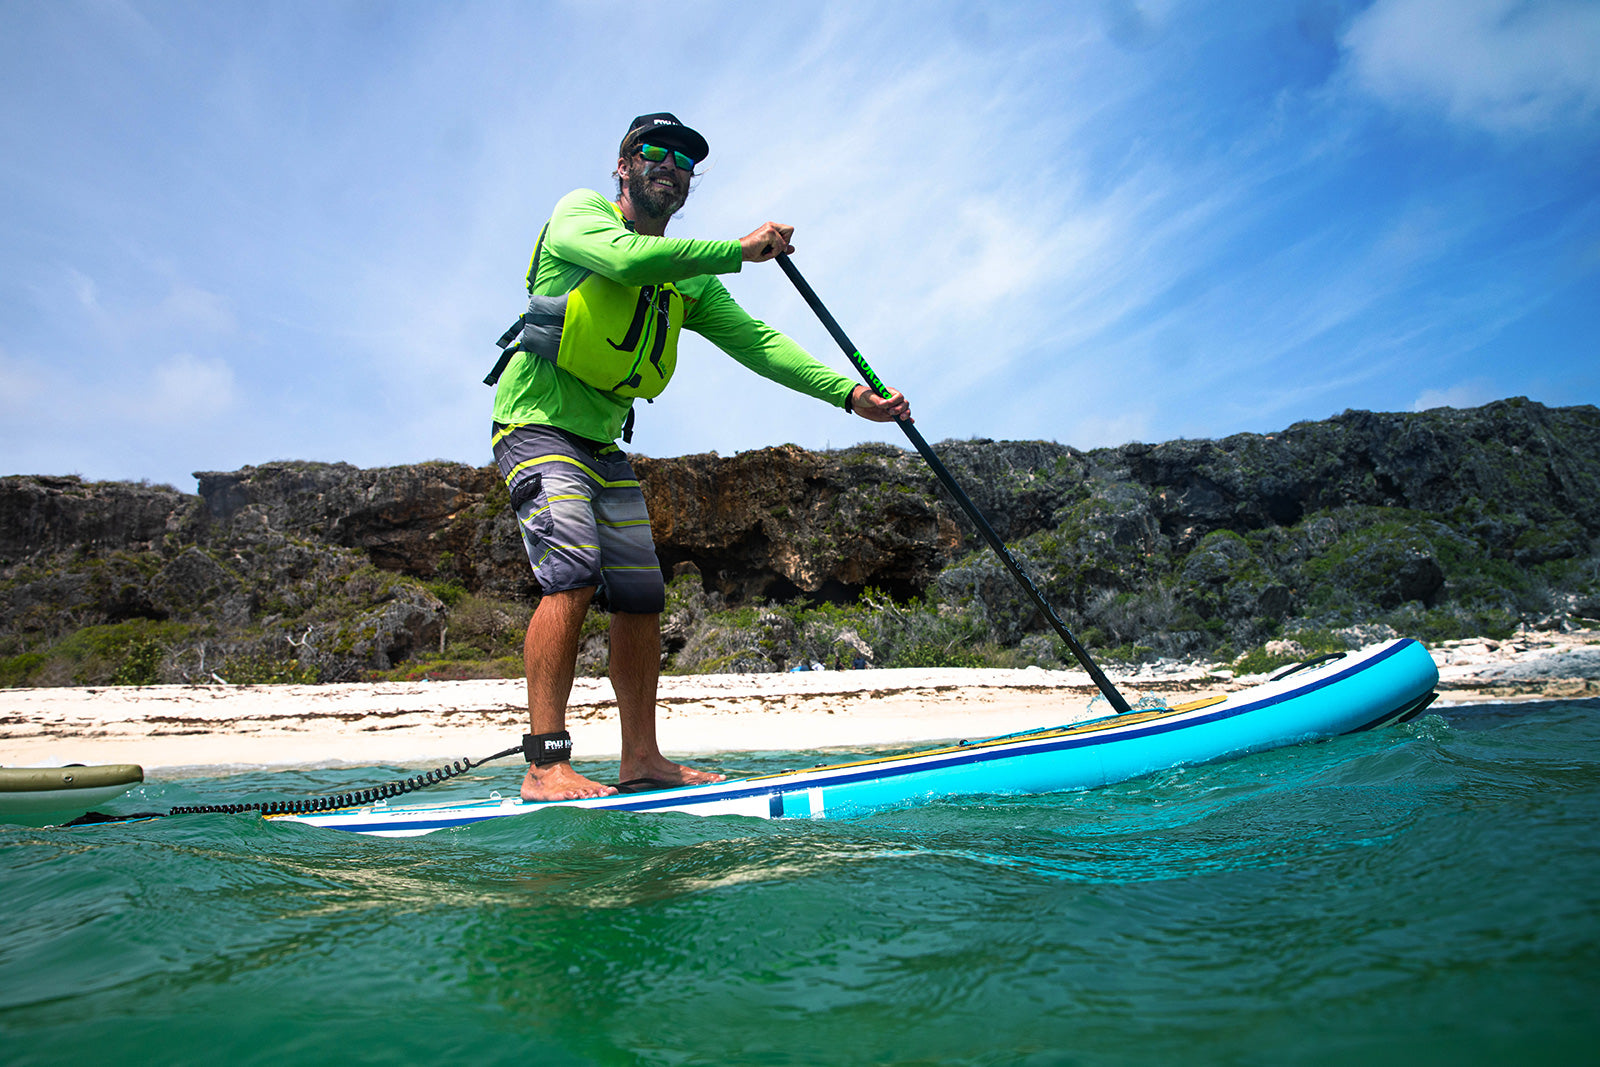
[490,113,910,802]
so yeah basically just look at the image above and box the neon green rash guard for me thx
[491,189,858,444]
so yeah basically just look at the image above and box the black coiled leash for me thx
[65,731,571,826]
[166,751,512,816]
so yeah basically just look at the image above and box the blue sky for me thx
[3,0,1597,491]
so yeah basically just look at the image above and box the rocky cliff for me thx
[3,398,1597,685]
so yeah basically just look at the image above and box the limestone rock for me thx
[3,398,1599,683]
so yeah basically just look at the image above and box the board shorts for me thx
[491,422,666,614]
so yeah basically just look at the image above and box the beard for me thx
[625,161,689,222]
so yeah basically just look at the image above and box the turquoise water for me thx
[3,701,1597,1066]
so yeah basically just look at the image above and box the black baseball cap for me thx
[620,113,709,163]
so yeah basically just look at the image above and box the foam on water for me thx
[3,700,1597,1065]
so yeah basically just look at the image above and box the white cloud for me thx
[1343,0,1600,134]
[40,267,237,345]
[0,346,49,417]
[65,267,102,314]
[1055,407,1158,450]
[135,352,237,423]
[4,1,1592,486]
[145,282,236,337]
[1411,379,1497,411]
[13,268,244,430]
[1098,0,1178,50]
[607,9,1206,455]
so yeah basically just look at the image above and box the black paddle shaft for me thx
[776,254,1132,714]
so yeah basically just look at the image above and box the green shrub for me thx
[1100,643,1158,664]
[887,641,985,669]
[0,652,47,688]
[1388,605,1517,644]
[425,579,470,608]
[109,637,165,686]
[1232,629,1350,676]
[38,620,189,686]
[441,595,531,658]
[216,652,319,685]
[368,656,522,682]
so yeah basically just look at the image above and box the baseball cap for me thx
[620,113,709,163]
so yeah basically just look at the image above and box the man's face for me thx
[621,146,691,220]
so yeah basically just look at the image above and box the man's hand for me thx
[849,385,912,423]
[740,222,795,262]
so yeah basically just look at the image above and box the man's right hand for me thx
[849,385,912,423]
[740,222,795,262]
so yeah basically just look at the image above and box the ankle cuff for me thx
[523,731,573,766]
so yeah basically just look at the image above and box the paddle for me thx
[775,254,1132,714]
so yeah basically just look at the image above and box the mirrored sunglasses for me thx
[637,143,698,172]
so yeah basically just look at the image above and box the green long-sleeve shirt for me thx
[491,189,857,443]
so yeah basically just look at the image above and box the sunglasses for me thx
[636,143,698,172]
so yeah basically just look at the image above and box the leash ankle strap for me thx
[523,731,573,766]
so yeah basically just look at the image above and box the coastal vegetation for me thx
[3,399,1598,686]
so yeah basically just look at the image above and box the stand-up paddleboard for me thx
[275,639,1438,838]
[1,764,144,827]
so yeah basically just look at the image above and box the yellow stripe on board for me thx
[744,695,1232,780]
[1167,694,1227,713]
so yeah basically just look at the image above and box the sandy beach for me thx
[2,631,1595,775]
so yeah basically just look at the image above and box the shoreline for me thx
[2,631,1595,775]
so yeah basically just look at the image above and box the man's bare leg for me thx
[521,587,617,801]
[611,611,725,788]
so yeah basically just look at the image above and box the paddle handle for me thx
[776,254,1131,714]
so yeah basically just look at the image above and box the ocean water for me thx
[2,700,1596,1066]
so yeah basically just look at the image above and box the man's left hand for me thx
[849,385,912,423]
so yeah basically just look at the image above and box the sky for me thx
[2,0,1597,492]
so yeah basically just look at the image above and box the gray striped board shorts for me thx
[491,422,666,614]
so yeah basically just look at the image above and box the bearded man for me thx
[488,113,910,802]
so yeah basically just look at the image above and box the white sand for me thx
[2,631,1594,774]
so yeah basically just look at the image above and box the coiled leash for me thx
[64,732,571,826]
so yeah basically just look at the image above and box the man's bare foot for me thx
[618,757,726,790]
[521,762,618,802]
